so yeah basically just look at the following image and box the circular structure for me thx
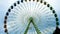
[4,0,59,34]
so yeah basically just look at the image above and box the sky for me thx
[0,0,60,34]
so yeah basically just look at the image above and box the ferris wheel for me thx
[4,0,59,34]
